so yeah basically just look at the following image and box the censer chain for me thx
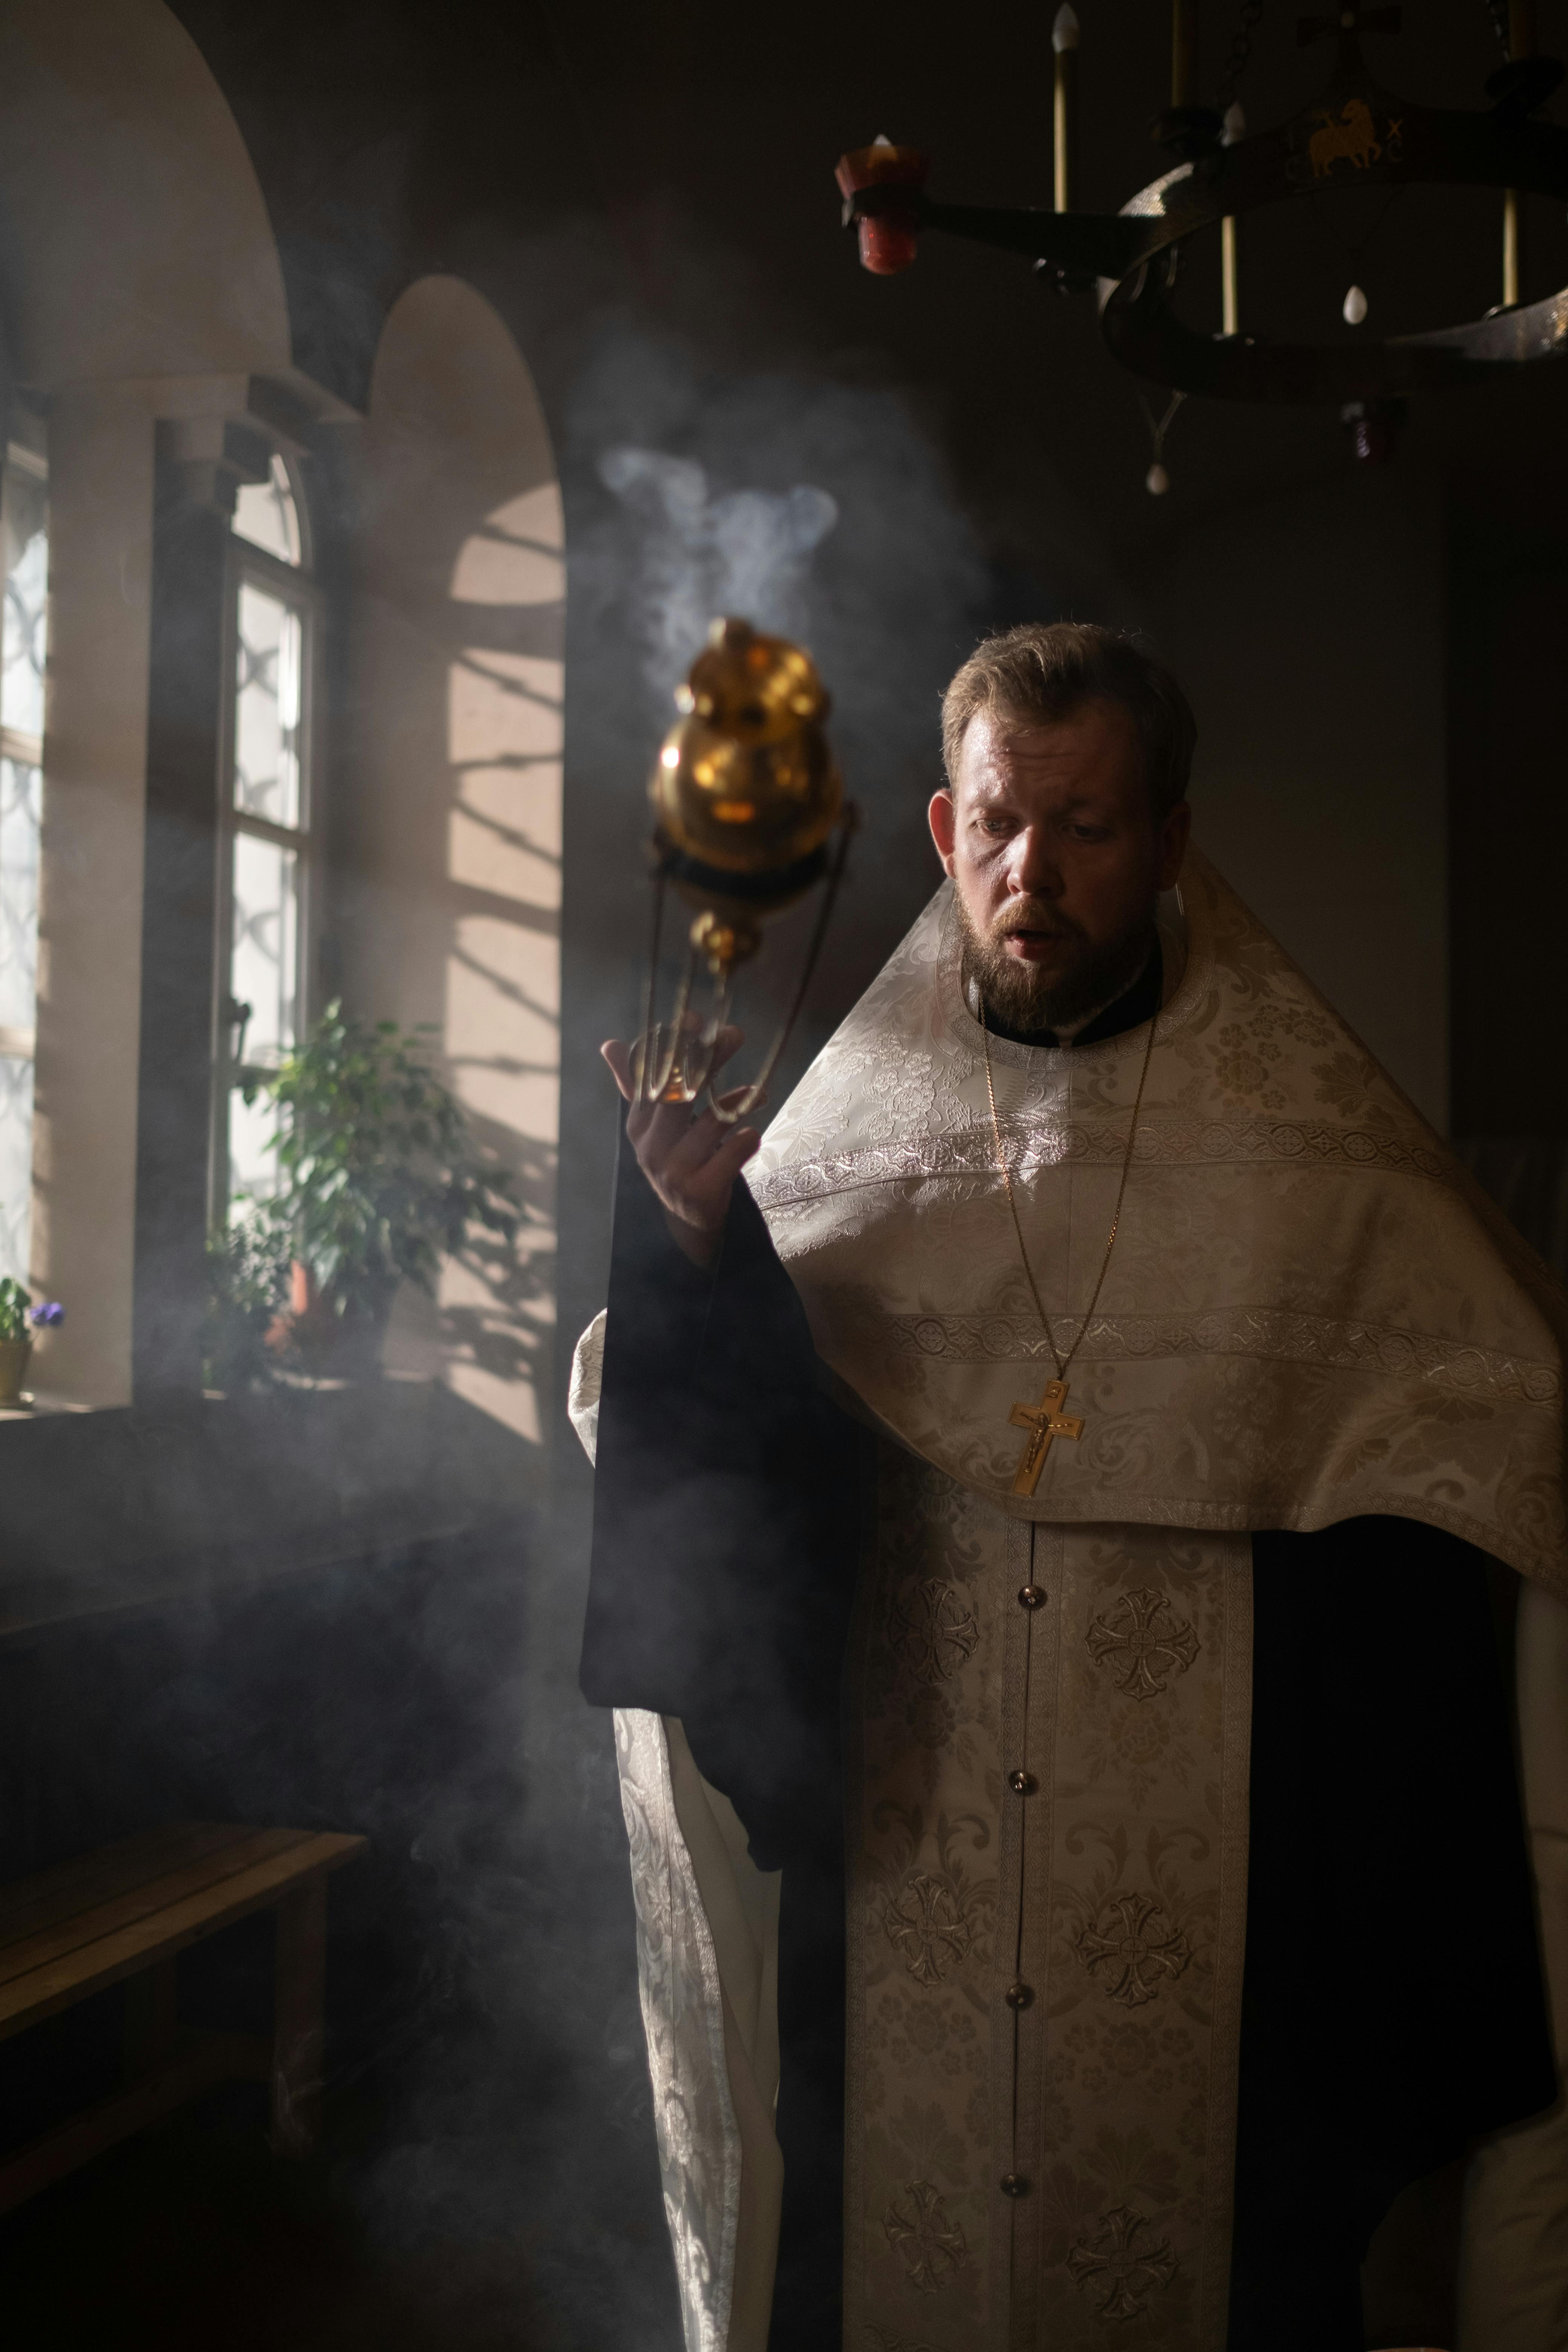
[704,812,857,1125]
[635,812,858,1122]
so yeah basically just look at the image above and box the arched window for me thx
[0,414,48,1285]
[215,447,318,1210]
[233,451,302,568]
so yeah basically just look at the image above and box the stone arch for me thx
[0,0,291,386]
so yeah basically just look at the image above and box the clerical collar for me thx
[970,939,1164,1052]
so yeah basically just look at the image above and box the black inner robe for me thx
[581,972,1555,2351]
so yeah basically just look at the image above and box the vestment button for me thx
[1005,1980,1034,2010]
[1018,1584,1047,1609]
[1000,2173,1030,2197]
[1008,1769,1037,1795]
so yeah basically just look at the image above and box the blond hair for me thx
[940,621,1196,821]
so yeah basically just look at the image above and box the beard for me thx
[957,891,1155,1037]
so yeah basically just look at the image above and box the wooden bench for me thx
[0,1819,366,2213]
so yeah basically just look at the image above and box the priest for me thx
[571,623,1566,2352]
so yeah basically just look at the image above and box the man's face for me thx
[928,699,1190,1033]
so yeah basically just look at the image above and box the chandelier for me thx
[835,0,1568,482]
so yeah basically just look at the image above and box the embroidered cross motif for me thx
[884,1872,973,1986]
[1086,1586,1200,1701]
[1008,1375,1084,1496]
[1066,2206,1178,2318]
[883,2180,970,2292]
[1075,1891,1191,2006]
[890,1578,980,1686]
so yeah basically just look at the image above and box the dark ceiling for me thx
[173,0,1568,605]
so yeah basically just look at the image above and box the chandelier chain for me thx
[1139,387,1186,460]
[1215,0,1266,113]
[1305,179,1405,269]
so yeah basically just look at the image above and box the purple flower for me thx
[29,1301,63,1327]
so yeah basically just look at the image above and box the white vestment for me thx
[572,852,1568,2350]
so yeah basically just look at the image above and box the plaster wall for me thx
[0,0,299,1401]
[29,393,156,1404]
[1150,467,1449,1132]
[0,0,289,386]
[343,277,563,1453]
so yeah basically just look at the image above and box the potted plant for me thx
[202,1217,291,1393]
[237,1003,519,1377]
[0,1280,64,1407]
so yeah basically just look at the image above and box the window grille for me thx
[0,428,47,1285]
[214,450,317,1216]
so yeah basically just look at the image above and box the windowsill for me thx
[0,1390,96,1421]
[0,1377,545,1638]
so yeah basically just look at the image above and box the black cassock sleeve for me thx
[581,1130,1556,2348]
[580,1116,864,1869]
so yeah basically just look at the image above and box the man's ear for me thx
[928,788,958,875]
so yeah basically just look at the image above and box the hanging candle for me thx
[1146,462,1171,496]
[1343,284,1369,325]
[835,136,928,274]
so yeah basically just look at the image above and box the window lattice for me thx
[221,452,312,1213]
[0,449,46,1287]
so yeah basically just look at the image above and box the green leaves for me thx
[202,1218,290,1391]
[241,1002,521,1323]
[0,1277,30,1344]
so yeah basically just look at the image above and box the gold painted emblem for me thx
[1308,98,1383,176]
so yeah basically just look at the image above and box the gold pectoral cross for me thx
[1008,1377,1084,1497]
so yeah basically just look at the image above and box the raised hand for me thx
[600,1024,763,1268]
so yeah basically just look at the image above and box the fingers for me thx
[714,1124,762,1176]
[601,1025,745,1094]
[602,1037,684,1153]
[660,1124,760,1236]
[707,1023,744,1079]
[602,1032,764,1238]
[659,1083,767,1182]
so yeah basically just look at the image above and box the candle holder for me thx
[832,2,1568,452]
[835,140,928,276]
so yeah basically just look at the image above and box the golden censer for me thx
[634,617,857,1118]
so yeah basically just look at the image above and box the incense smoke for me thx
[597,448,839,696]
[569,321,1001,1109]
[343,314,1032,2352]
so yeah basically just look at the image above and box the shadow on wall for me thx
[334,282,687,2349]
[342,275,563,1450]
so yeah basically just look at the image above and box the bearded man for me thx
[570,624,1568,2352]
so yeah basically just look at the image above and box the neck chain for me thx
[980,993,1159,1496]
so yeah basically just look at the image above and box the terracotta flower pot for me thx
[267,1261,394,1379]
[0,1336,33,1406]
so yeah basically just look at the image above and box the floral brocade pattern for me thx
[612,1709,740,2352]
[847,1455,1251,2350]
[747,852,1568,1599]
[850,1453,1004,2348]
[1023,1521,1251,2349]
